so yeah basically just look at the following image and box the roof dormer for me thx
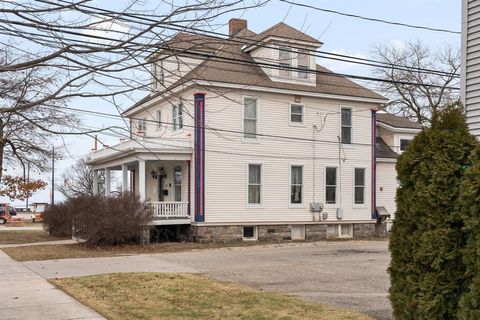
[241,22,322,86]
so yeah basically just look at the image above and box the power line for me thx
[279,0,461,35]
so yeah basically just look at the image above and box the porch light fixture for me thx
[150,168,166,180]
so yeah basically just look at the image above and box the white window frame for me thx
[338,224,353,238]
[152,60,164,90]
[297,49,309,79]
[242,226,258,241]
[246,163,263,207]
[353,167,367,208]
[279,46,292,78]
[137,118,147,132]
[156,110,162,129]
[289,164,305,207]
[172,104,183,132]
[173,165,182,202]
[397,135,413,153]
[340,106,354,145]
[324,166,338,206]
[242,96,259,142]
[289,103,304,126]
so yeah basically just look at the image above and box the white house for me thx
[462,0,480,136]
[88,19,418,242]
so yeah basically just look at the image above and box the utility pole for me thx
[25,162,30,209]
[51,146,54,207]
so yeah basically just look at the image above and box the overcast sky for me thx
[4,0,461,207]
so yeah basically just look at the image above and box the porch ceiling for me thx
[87,138,192,169]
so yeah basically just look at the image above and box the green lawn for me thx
[51,273,372,320]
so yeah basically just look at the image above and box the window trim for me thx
[289,103,305,126]
[297,49,309,79]
[338,224,353,238]
[397,135,413,153]
[340,106,354,146]
[353,167,367,208]
[173,165,182,202]
[156,110,162,129]
[289,164,305,208]
[324,166,338,207]
[242,226,258,241]
[278,46,292,78]
[137,118,147,133]
[242,96,260,142]
[172,103,183,132]
[246,162,263,208]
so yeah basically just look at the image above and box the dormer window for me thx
[279,47,291,77]
[297,50,309,79]
[153,60,164,89]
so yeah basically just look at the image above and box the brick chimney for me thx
[229,18,247,36]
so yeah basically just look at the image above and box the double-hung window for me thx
[244,98,257,139]
[400,139,411,151]
[354,168,366,205]
[137,118,146,132]
[290,104,304,124]
[279,47,291,77]
[290,165,303,205]
[341,107,352,144]
[297,50,309,79]
[248,164,262,205]
[173,104,183,131]
[325,167,337,204]
[152,60,164,89]
[174,166,182,201]
[156,110,162,129]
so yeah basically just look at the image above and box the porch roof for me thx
[87,137,192,169]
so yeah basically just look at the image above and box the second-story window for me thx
[341,107,352,144]
[173,104,183,131]
[279,47,291,77]
[400,139,411,151]
[290,104,304,124]
[297,50,309,79]
[244,98,258,139]
[156,110,162,129]
[137,118,146,132]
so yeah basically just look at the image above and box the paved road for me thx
[0,251,104,320]
[26,240,391,319]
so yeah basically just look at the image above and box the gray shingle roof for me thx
[377,113,422,129]
[376,137,398,159]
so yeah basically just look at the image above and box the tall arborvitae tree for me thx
[458,145,480,319]
[389,107,478,319]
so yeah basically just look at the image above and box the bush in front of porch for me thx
[44,193,153,246]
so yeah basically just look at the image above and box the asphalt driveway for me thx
[25,240,391,319]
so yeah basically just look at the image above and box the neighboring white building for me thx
[88,19,418,242]
[375,113,422,231]
[462,0,480,136]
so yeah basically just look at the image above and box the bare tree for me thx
[56,159,105,200]
[373,41,460,125]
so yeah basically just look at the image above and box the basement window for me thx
[338,224,353,238]
[243,226,257,240]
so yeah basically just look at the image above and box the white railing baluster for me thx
[146,201,190,220]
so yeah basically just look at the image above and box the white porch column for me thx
[105,168,111,196]
[121,164,128,193]
[138,160,146,201]
[92,170,99,195]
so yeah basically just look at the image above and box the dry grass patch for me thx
[1,241,266,261]
[51,273,372,320]
[0,230,68,245]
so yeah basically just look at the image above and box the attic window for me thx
[153,60,164,89]
[279,47,291,77]
[297,50,309,79]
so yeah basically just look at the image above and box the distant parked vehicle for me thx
[0,204,15,224]
[31,202,48,222]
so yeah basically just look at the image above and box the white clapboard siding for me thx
[463,0,480,137]
[376,162,397,217]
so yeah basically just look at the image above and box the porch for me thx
[87,137,193,225]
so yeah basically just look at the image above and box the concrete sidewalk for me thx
[0,251,104,320]
[0,239,76,249]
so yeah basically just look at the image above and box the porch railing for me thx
[147,201,190,219]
